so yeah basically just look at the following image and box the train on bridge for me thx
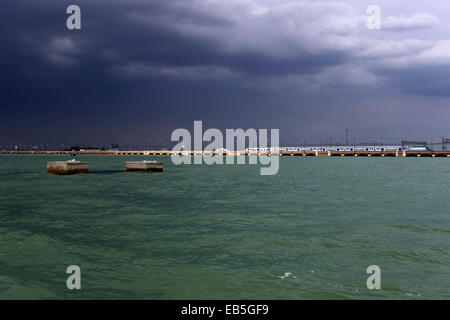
[246,145,429,152]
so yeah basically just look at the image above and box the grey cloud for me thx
[119,0,450,95]
[111,63,241,81]
[1,0,450,145]
[382,13,440,31]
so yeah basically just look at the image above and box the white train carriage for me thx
[248,145,414,153]
[406,146,428,151]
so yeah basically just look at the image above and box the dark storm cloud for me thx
[1,0,450,145]
[371,64,450,97]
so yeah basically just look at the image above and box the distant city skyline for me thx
[2,0,450,145]
[1,134,448,151]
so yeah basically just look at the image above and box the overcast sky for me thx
[2,0,450,146]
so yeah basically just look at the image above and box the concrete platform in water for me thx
[125,160,163,172]
[47,159,89,174]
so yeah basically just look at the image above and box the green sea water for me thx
[0,155,449,299]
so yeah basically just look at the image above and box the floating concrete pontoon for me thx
[47,159,89,174]
[125,160,163,172]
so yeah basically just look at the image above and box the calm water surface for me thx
[0,155,449,299]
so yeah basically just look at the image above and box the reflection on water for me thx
[87,170,126,175]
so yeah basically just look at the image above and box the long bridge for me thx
[1,150,450,157]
